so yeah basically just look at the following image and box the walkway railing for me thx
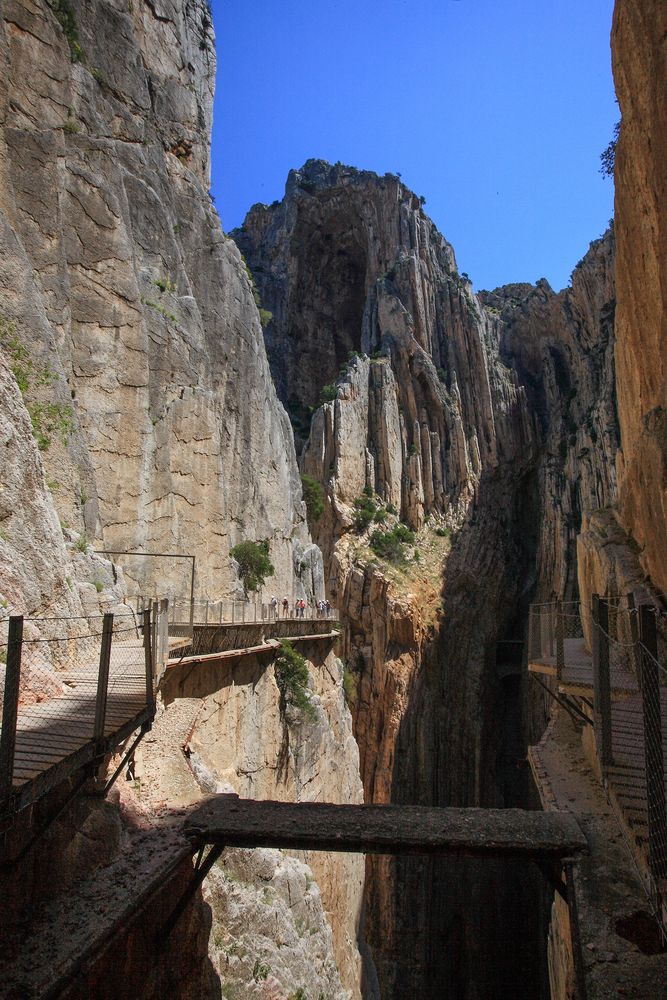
[136,596,339,628]
[528,601,583,679]
[529,595,667,924]
[0,609,162,813]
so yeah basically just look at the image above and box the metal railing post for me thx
[555,601,564,680]
[151,600,159,672]
[639,604,667,885]
[159,598,169,675]
[143,607,155,714]
[93,613,114,749]
[0,616,24,803]
[592,595,613,772]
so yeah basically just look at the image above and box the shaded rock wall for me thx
[487,228,619,601]
[612,0,667,597]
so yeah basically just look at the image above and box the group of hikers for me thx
[269,595,332,619]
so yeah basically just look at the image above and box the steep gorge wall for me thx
[0,4,363,997]
[236,164,621,996]
[612,0,667,598]
[0,0,318,611]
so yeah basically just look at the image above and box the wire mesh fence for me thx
[0,611,155,808]
[530,595,667,919]
[137,596,339,627]
[527,601,583,677]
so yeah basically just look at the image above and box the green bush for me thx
[230,539,274,593]
[275,641,315,721]
[153,275,177,293]
[258,308,273,328]
[435,526,450,538]
[252,960,270,982]
[352,493,377,532]
[320,383,337,404]
[47,0,84,62]
[300,474,325,521]
[369,523,415,564]
[343,668,357,705]
[28,401,75,451]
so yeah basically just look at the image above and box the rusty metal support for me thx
[564,859,588,1000]
[0,616,23,804]
[142,608,154,715]
[160,842,224,941]
[93,614,113,751]
[555,601,564,680]
[592,595,613,771]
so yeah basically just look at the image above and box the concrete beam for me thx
[185,796,588,859]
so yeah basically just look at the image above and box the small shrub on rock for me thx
[300,474,325,521]
[275,641,315,721]
[352,493,377,532]
[369,523,415,563]
[230,539,274,593]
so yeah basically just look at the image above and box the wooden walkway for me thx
[607,688,667,865]
[528,637,638,697]
[3,638,152,813]
[185,796,588,859]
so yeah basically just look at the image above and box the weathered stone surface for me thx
[612,0,667,598]
[237,164,624,998]
[205,848,348,1000]
[0,4,360,996]
[0,0,318,608]
[184,645,366,997]
[187,796,588,857]
[236,161,530,535]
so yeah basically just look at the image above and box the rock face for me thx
[141,642,367,1000]
[612,0,667,597]
[235,161,530,536]
[0,4,361,998]
[488,229,619,602]
[178,645,367,997]
[235,164,621,997]
[0,0,317,607]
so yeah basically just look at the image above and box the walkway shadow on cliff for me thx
[160,650,273,706]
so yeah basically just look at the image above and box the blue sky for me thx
[210,0,616,292]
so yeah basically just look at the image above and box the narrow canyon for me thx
[0,1,666,999]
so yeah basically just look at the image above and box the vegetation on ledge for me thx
[230,539,274,594]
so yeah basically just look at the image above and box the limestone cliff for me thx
[0,0,318,609]
[0,3,362,997]
[612,0,667,598]
[235,163,622,996]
